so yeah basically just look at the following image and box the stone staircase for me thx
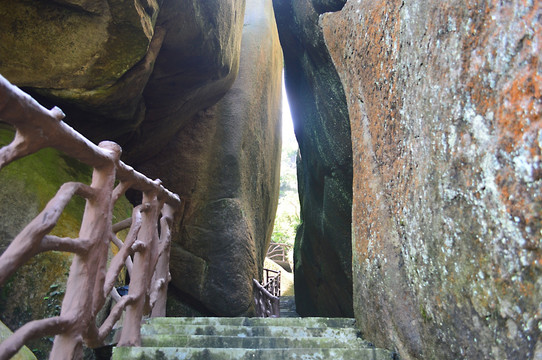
[111,316,395,359]
[279,295,299,318]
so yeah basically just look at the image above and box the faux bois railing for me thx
[253,268,280,317]
[0,74,181,359]
[266,242,292,272]
[266,243,291,264]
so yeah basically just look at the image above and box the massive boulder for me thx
[273,0,354,317]
[321,1,541,359]
[0,0,162,141]
[123,0,247,162]
[138,0,283,316]
[0,0,246,163]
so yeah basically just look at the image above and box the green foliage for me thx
[271,193,299,246]
[43,283,65,318]
[271,132,300,247]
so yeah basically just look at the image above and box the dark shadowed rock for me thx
[311,0,346,14]
[322,1,541,359]
[124,0,247,162]
[137,0,282,316]
[273,0,353,317]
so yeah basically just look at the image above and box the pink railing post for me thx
[150,204,175,318]
[49,141,120,358]
[117,190,161,346]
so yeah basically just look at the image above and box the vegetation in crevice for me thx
[271,139,300,248]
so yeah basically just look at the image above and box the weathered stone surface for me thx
[0,0,160,124]
[138,0,282,316]
[322,1,541,359]
[0,0,245,163]
[0,0,157,89]
[123,0,246,162]
[273,0,353,317]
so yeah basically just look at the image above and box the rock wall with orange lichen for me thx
[321,1,541,359]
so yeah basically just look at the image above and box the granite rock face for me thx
[137,0,283,316]
[0,0,246,163]
[273,0,354,317]
[0,0,158,90]
[123,0,247,162]
[321,1,541,359]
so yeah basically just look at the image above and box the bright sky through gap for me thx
[282,71,297,147]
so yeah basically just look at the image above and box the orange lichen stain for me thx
[497,70,541,152]
[491,46,541,224]
[518,281,534,297]
[495,21,541,138]
[496,167,527,202]
[434,295,443,309]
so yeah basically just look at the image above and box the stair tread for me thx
[113,346,394,360]
[112,317,394,360]
[146,316,355,327]
[141,334,372,348]
[141,324,361,339]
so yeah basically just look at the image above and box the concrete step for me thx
[140,334,370,348]
[112,346,395,360]
[141,323,361,339]
[279,296,296,309]
[145,316,355,328]
[279,296,299,318]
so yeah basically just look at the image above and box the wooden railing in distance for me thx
[0,74,181,360]
[263,268,281,297]
[253,268,281,317]
[266,243,291,263]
